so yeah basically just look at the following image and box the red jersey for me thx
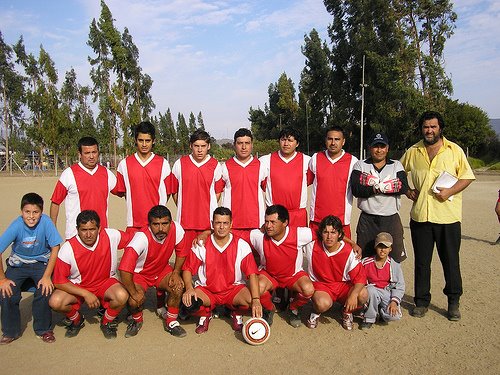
[182,234,258,293]
[114,153,171,228]
[52,228,128,290]
[220,156,266,229]
[361,256,392,289]
[51,163,117,239]
[119,221,186,279]
[246,227,313,280]
[260,151,310,210]
[171,155,223,230]
[308,150,357,225]
[304,240,366,285]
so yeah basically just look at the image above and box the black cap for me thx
[369,133,389,147]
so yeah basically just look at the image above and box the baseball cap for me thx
[374,232,393,247]
[369,133,389,147]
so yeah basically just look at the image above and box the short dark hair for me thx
[326,126,345,138]
[213,206,232,220]
[418,111,445,130]
[265,204,289,224]
[189,129,211,144]
[279,127,302,144]
[134,121,156,141]
[233,128,253,143]
[76,210,100,228]
[21,192,44,210]
[317,215,344,241]
[77,137,99,153]
[148,205,172,224]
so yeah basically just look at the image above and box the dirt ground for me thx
[0,173,499,375]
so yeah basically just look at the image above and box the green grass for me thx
[467,157,485,169]
[488,162,500,171]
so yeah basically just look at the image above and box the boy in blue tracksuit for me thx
[0,192,62,344]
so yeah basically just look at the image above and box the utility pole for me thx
[359,54,368,160]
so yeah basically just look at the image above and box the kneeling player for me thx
[119,205,187,338]
[304,215,368,330]
[181,207,262,334]
[49,210,130,339]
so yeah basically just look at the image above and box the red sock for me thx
[166,306,179,326]
[234,306,249,316]
[260,291,275,311]
[102,307,121,325]
[66,307,81,324]
[194,306,211,317]
[289,293,311,311]
[132,311,143,323]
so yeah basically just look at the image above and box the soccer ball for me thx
[242,317,270,345]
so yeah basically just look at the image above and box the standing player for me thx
[49,210,130,339]
[0,193,62,344]
[50,137,117,239]
[260,128,310,227]
[170,129,223,245]
[220,128,267,238]
[113,121,171,233]
[308,126,358,238]
[245,205,315,328]
[119,205,187,338]
[401,111,475,320]
[304,215,368,330]
[351,133,409,262]
[181,207,262,334]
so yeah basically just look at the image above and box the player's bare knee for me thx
[315,298,332,313]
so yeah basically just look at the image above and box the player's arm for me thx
[0,255,15,298]
[344,237,362,259]
[38,244,60,296]
[168,255,186,292]
[181,270,197,307]
[54,281,100,309]
[435,178,474,202]
[119,270,145,307]
[248,273,263,318]
[49,202,60,225]
[344,282,365,312]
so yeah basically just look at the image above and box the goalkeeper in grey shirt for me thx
[350,133,409,262]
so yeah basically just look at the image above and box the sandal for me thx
[38,330,56,343]
[0,335,19,345]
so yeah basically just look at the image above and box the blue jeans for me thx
[0,262,52,337]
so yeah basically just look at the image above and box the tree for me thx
[0,32,25,172]
[197,111,205,130]
[156,108,177,156]
[188,112,197,134]
[176,113,189,154]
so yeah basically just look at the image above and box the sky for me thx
[1,0,499,139]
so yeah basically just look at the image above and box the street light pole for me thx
[359,54,368,160]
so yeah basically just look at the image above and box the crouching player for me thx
[181,207,262,334]
[360,232,405,329]
[49,210,130,339]
[304,215,368,330]
[119,205,187,338]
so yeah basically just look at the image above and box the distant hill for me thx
[490,119,500,139]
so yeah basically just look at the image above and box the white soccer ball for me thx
[242,317,270,346]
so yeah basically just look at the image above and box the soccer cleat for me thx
[341,311,353,331]
[124,321,143,338]
[195,315,212,334]
[164,320,187,338]
[306,316,318,329]
[96,306,106,317]
[359,321,373,330]
[287,309,302,328]
[100,320,118,339]
[0,335,19,345]
[411,306,428,318]
[263,309,274,326]
[230,313,243,332]
[65,315,85,338]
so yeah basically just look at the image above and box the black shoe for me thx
[124,321,143,338]
[100,321,118,339]
[411,306,428,318]
[359,321,373,330]
[263,309,274,326]
[164,321,187,338]
[65,315,85,338]
[447,304,461,321]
